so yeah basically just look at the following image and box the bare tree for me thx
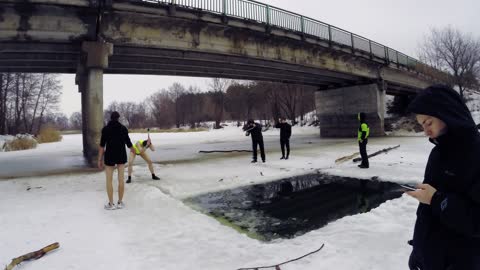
[69,112,82,130]
[0,73,61,135]
[0,73,13,134]
[298,86,316,125]
[419,26,480,98]
[148,90,175,128]
[225,82,249,125]
[278,84,302,125]
[209,78,230,129]
[35,74,61,134]
[262,82,282,122]
[169,83,187,128]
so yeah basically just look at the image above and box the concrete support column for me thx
[76,40,113,166]
[315,83,385,137]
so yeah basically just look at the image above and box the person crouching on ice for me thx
[126,138,160,183]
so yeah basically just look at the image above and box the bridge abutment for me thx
[76,40,113,166]
[315,84,386,137]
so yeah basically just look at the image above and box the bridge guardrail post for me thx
[350,33,355,53]
[369,40,373,59]
[396,51,399,68]
[385,47,389,64]
[328,25,332,47]
[168,0,176,15]
[221,0,228,23]
[300,16,305,40]
[266,5,270,25]
[265,5,271,33]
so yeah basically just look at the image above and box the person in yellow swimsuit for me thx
[126,138,160,183]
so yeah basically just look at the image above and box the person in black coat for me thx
[243,119,265,163]
[98,111,134,210]
[274,117,292,160]
[406,85,480,270]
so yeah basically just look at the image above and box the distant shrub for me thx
[37,126,63,143]
[5,136,38,151]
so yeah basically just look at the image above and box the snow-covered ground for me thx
[0,125,432,270]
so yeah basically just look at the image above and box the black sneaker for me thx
[152,175,160,180]
[251,160,257,163]
[285,156,289,160]
[126,176,132,184]
[358,164,369,169]
[280,156,285,160]
[262,160,266,163]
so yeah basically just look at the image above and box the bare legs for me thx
[118,164,125,202]
[140,153,155,174]
[105,164,126,203]
[128,152,156,177]
[128,153,136,177]
[105,165,114,204]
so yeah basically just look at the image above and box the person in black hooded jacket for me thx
[98,111,134,210]
[406,85,480,270]
[243,119,266,163]
[274,117,292,160]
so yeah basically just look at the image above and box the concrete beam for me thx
[81,68,104,165]
[77,40,112,166]
[82,41,113,68]
[315,84,385,137]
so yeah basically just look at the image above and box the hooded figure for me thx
[243,119,265,163]
[357,112,370,168]
[275,117,292,160]
[406,85,480,270]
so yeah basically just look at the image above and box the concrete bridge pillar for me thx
[315,83,386,137]
[76,40,113,166]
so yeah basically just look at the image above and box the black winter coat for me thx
[275,122,292,140]
[245,123,263,141]
[100,120,133,165]
[408,85,480,270]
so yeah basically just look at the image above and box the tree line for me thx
[0,73,63,135]
[102,80,317,130]
[0,73,317,134]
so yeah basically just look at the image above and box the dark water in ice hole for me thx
[184,173,412,242]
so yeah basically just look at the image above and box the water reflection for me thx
[185,173,410,241]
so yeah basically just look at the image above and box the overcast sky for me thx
[59,0,480,117]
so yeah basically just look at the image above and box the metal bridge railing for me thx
[140,0,420,69]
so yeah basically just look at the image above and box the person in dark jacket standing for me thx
[357,112,370,168]
[275,117,292,160]
[98,111,134,210]
[406,85,480,270]
[243,119,266,163]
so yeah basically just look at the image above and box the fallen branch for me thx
[5,242,59,270]
[352,145,400,163]
[237,244,325,270]
[199,150,252,153]
[335,152,359,164]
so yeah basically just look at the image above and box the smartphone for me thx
[399,184,417,191]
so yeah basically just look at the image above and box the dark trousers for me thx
[280,139,290,157]
[359,139,369,166]
[252,139,265,161]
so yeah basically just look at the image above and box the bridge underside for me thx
[0,42,419,95]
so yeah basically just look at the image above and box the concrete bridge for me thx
[0,0,447,165]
